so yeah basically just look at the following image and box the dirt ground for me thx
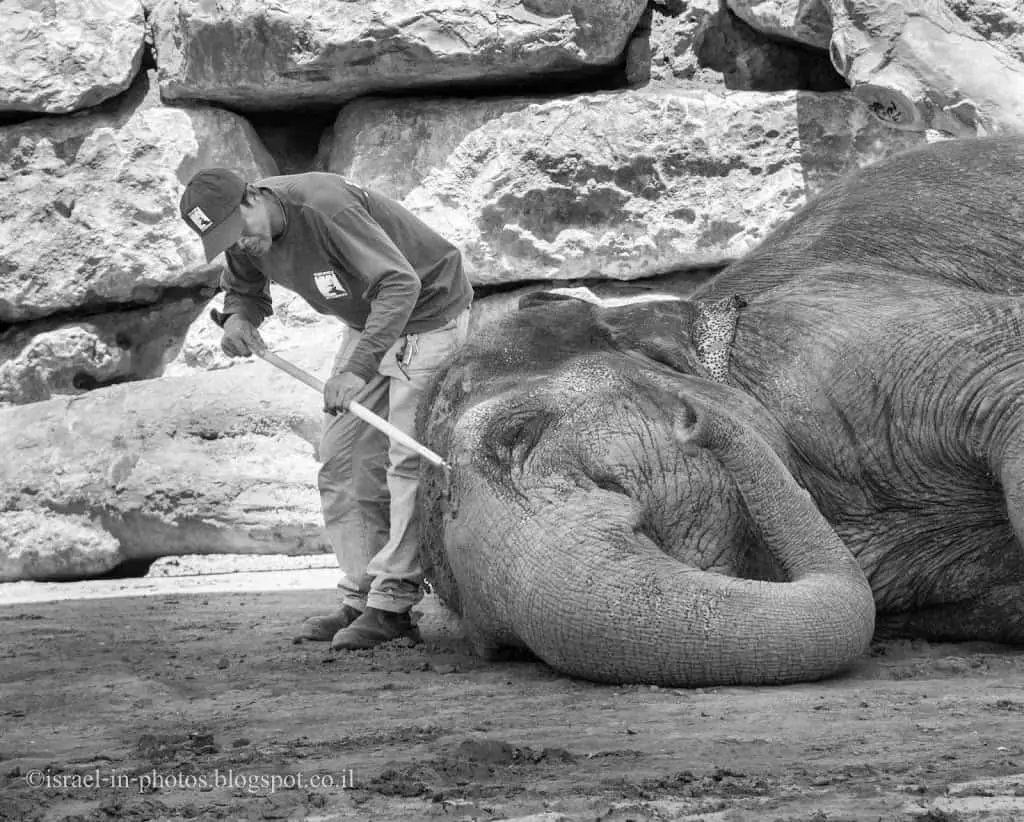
[3,574,1024,822]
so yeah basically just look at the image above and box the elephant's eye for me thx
[490,412,552,471]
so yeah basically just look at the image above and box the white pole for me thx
[255,350,451,472]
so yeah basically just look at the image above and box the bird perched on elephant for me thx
[415,136,1024,688]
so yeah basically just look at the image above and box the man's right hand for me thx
[221,314,266,358]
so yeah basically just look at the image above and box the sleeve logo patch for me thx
[314,271,348,299]
[188,206,214,233]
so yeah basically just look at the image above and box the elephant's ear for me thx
[596,300,707,376]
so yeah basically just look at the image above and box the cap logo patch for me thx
[188,206,214,233]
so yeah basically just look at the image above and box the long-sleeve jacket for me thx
[220,172,472,381]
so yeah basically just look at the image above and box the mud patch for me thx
[985,699,1024,713]
[135,730,219,763]
[368,737,576,799]
[615,766,771,800]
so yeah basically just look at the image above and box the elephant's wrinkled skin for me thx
[416,136,1024,687]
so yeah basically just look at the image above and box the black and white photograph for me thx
[3,1,1024,820]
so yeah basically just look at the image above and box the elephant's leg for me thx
[969,432,1024,644]
[875,582,1024,644]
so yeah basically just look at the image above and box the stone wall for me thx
[3,0,1023,579]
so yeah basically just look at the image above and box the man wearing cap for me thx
[179,168,473,650]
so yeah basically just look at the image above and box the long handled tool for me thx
[255,349,451,472]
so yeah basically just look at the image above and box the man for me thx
[179,167,473,650]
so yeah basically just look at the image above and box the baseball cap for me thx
[180,168,247,262]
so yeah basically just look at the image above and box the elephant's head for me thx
[416,294,875,687]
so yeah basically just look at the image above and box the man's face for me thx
[233,194,274,256]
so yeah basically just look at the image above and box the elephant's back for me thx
[697,136,1024,299]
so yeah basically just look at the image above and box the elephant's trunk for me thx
[448,406,875,687]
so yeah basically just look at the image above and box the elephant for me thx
[415,135,1024,688]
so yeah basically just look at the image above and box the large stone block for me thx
[0,357,330,582]
[0,72,277,325]
[829,0,1024,135]
[948,0,1024,63]
[320,96,545,201]
[0,294,210,406]
[647,0,723,86]
[150,0,649,111]
[0,0,146,114]
[695,2,845,92]
[0,510,124,582]
[401,87,926,286]
[726,0,831,49]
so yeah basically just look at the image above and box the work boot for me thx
[297,604,363,641]
[330,606,417,651]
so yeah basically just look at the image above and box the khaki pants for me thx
[318,309,470,613]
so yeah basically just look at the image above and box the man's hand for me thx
[221,314,266,358]
[324,371,368,415]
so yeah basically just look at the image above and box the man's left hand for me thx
[324,371,368,415]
